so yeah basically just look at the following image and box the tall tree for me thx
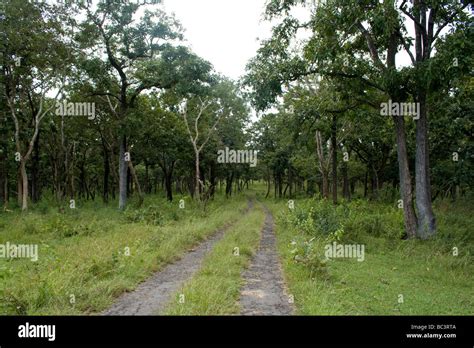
[78,1,211,209]
[1,0,71,210]
[398,0,471,237]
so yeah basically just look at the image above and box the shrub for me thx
[289,237,328,278]
[45,215,94,238]
[284,199,348,237]
[124,205,164,226]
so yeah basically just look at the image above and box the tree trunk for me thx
[331,114,337,204]
[283,183,289,197]
[17,166,22,207]
[102,143,110,203]
[144,163,150,194]
[161,161,175,202]
[315,130,329,199]
[165,172,173,202]
[371,164,379,198]
[194,150,200,200]
[278,173,283,198]
[342,161,350,200]
[209,162,216,199]
[225,171,234,197]
[128,158,144,207]
[415,93,436,238]
[20,161,28,211]
[118,135,127,210]
[80,161,86,199]
[31,132,41,203]
[265,171,271,199]
[393,116,417,238]
[3,175,8,208]
[288,169,293,198]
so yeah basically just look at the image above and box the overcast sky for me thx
[161,0,416,82]
[162,0,274,81]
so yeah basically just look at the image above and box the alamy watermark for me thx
[0,242,38,262]
[324,242,365,262]
[55,100,96,120]
[380,99,420,120]
[18,322,55,342]
[217,147,258,167]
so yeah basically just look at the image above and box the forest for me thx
[0,0,472,316]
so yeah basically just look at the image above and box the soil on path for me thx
[240,206,294,315]
[103,201,252,315]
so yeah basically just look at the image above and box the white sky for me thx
[162,0,274,81]
[161,0,417,82]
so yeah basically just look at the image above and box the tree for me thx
[244,0,471,238]
[397,0,471,238]
[78,1,211,209]
[1,0,71,210]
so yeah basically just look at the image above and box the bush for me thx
[124,205,164,226]
[289,237,328,278]
[343,211,404,242]
[281,198,408,276]
[45,215,94,238]
[284,199,349,236]
[22,220,43,235]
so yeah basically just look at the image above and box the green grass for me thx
[1,182,472,316]
[266,198,474,315]
[0,194,248,315]
[164,204,265,315]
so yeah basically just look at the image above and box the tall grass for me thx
[0,194,248,315]
[268,197,474,315]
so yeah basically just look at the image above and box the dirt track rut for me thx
[103,202,251,316]
[240,206,294,315]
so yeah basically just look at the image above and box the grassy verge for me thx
[164,204,265,315]
[266,198,474,315]
[0,194,248,315]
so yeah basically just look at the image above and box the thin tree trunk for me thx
[20,161,28,211]
[102,142,110,203]
[128,158,144,207]
[265,172,271,199]
[3,175,8,209]
[144,163,149,194]
[209,162,216,199]
[118,135,127,210]
[393,116,417,238]
[31,132,41,203]
[195,150,200,200]
[165,172,173,202]
[331,115,337,204]
[278,174,283,198]
[315,130,330,199]
[371,164,379,198]
[226,172,234,197]
[342,161,350,200]
[17,167,22,206]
